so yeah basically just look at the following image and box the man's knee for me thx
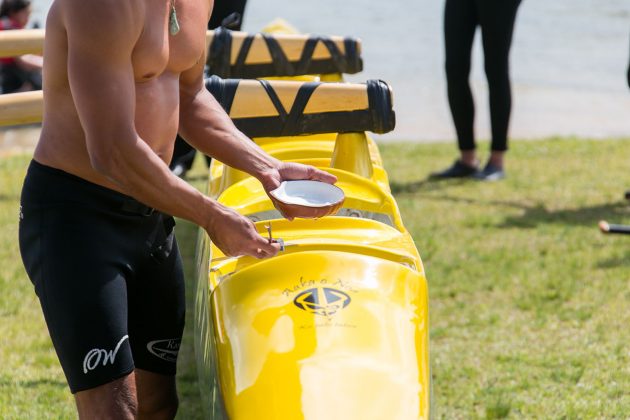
[135,369,179,419]
[484,59,510,88]
[75,374,138,419]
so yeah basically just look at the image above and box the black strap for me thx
[205,75,239,114]
[203,77,395,136]
[320,39,345,72]
[294,38,317,75]
[366,79,396,134]
[282,82,320,135]
[209,29,362,77]
[258,33,362,76]
[258,79,288,120]
[257,79,321,135]
[233,34,255,77]
[343,37,362,74]
[261,33,295,75]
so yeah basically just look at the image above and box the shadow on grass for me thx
[596,250,630,269]
[390,177,472,195]
[499,202,629,229]
[391,177,538,211]
[391,178,629,229]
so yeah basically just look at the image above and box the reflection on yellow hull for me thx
[212,251,429,420]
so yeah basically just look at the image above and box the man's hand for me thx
[205,203,281,258]
[258,161,339,220]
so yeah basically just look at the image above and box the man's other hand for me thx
[206,204,281,258]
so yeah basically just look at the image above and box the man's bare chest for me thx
[132,1,209,80]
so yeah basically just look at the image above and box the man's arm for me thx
[177,47,338,204]
[61,0,278,257]
[178,58,280,184]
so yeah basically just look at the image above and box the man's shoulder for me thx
[56,0,145,23]
[56,0,145,43]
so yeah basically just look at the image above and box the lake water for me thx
[30,0,630,142]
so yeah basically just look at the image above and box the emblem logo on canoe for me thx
[294,287,351,316]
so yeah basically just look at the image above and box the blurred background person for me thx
[0,0,42,93]
[170,0,248,178]
[431,0,522,181]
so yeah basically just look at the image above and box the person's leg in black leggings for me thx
[434,0,520,180]
[170,0,248,176]
[444,0,478,158]
[430,0,480,178]
[477,0,521,169]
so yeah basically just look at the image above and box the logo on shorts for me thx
[147,338,180,363]
[83,335,129,374]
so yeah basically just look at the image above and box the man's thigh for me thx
[23,205,138,394]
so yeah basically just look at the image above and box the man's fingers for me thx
[248,236,281,259]
[280,162,337,185]
[311,169,337,184]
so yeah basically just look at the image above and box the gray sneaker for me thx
[474,162,505,181]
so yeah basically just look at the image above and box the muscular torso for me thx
[34,0,211,192]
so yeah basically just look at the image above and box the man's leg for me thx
[127,215,186,419]
[18,162,178,415]
[135,369,179,419]
[75,370,176,419]
[75,374,138,419]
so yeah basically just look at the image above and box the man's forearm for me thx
[92,132,219,230]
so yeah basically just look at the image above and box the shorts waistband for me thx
[24,160,156,216]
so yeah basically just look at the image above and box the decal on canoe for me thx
[283,277,358,297]
[293,287,351,316]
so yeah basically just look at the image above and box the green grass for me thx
[381,138,630,418]
[1,137,630,418]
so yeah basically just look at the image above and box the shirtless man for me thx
[18,0,336,417]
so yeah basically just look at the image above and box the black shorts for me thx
[19,160,185,394]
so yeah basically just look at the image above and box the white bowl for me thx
[269,180,345,219]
